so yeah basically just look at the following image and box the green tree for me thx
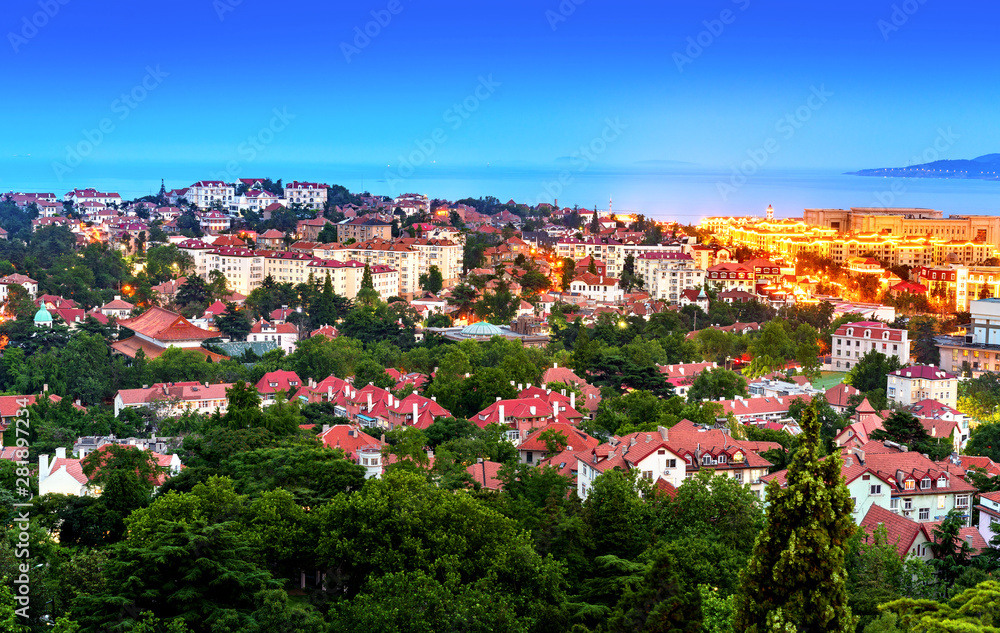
[361,263,374,290]
[687,368,748,403]
[743,321,795,379]
[214,302,252,340]
[606,545,703,633]
[734,399,857,633]
[879,580,1000,631]
[418,265,444,294]
[845,349,903,393]
[928,509,975,591]
[966,422,1000,462]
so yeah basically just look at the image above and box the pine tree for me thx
[734,399,857,633]
[361,264,374,290]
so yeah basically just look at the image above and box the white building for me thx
[284,181,328,209]
[249,320,299,355]
[188,181,235,210]
[568,273,623,303]
[0,273,38,301]
[831,321,910,371]
[887,366,958,408]
[635,252,705,304]
[206,247,265,296]
[977,491,1000,546]
[176,238,215,279]
[237,189,279,213]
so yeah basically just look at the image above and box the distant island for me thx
[848,153,1000,180]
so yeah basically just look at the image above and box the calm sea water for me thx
[1,158,998,222]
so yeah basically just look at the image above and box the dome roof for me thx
[34,302,53,323]
[461,321,503,337]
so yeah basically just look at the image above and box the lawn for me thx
[812,371,847,391]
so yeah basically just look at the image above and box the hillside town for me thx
[4,181,1000,631]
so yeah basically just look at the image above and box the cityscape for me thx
[4,1,1000,632]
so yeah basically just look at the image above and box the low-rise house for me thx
[976,491,1000,546]
[569,273,624,303]
[0,273,38,301]
[248,320,299,355]
[99,296,134,319]
[518,422,599,466]
[114,381,232,417]
[825,383,861,413]
[255,370,303,405]
[466,459,505,490]
[718,394,811,424]
[861,504,987,562]
[385,393,451,429]
[834,397,884,448]
[318,424,385,478]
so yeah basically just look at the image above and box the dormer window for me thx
[702,455,713,465]
[921,477,931,490]
[717,454,727,464]
[685,455,693,463]
[904,479,915,490]
[937,476,947,488]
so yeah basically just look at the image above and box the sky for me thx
[3,0,999,208]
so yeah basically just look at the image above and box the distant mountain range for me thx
[848,153,1000,180]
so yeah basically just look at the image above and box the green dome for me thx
[34,302,52,324]
[461,321,502,337]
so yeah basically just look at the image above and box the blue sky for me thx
[4,0,1000,190]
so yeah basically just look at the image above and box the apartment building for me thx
[397,237,463,285]
[886,365,958,408]
[64,188,122,206]
[188,181,235,210]
[568,273,623,303]
[176,238,215,279]
[284,181,328,209]
[237,189,279,213]
[307,259,398,301]
[937,297,1000,376]
[206,247,264,296]
[260,250,315,285]
[317,239,419,297]
[831,321,910,371]
[636,252,706,304]
[338,218,392,242]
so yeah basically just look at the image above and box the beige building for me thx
[397,237,463,286]
[206,247,264,296]
[260,250,315,285]
[831,321,910,371]
[886,366,958,408]
[315,239,420,297]
[188,181,235,210]
[338,218,392,242]
[307,259,399,301]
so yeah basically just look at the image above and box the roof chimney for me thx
[570,391,576,410]
[499,404,505,426]
[413,402,419,423]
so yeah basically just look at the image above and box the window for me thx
[904,498,913,511]
[718,454,728,464]
[702,455,713,465]
[938,495,946,509]
[666,459,676,468]
[734,471,743,483]
[921,477,931,490]
[937,476,947,488]
[919,508,930,520]
[890,498,899,510]
[956,495,970,509]
[870,484,882,495]
[905,479,916,490]
[526,452,533,464]
[642,471,653,480]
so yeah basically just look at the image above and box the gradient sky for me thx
[4,0,1000,185]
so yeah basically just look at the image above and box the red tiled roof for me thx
[889,365,956,381]
[519,423,599,453]
[317,424,384,460]
[256,370,303,395]
[117,306,216,342]
[467,460,505,490]
[860,504,922,558]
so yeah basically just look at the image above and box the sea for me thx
[1,158,998,222]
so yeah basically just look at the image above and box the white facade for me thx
[886,367,958,408]
[831,321,911,371]
[636,254,705,304]
[568,275,624,303]
[188,181,236,210]
[284,182,328,209]
[206,248,264,296]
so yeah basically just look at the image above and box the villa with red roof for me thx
[318,424,385,479]
[385,393,451,429]
[834,398,885,449]
[114,381,232,417]
[0,273,38,301]
[540,364,602,414]
[861,504,987,561]
[256,370,303,405]
[112,306,225,361]
[718,394,811,424]
[518,422,599,467]
[976,491,1000,545]
[38,445,181,496]
[99,296,134,319]
[831,321,910,371]
[248,320,299,355]
[467,459,505,490]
